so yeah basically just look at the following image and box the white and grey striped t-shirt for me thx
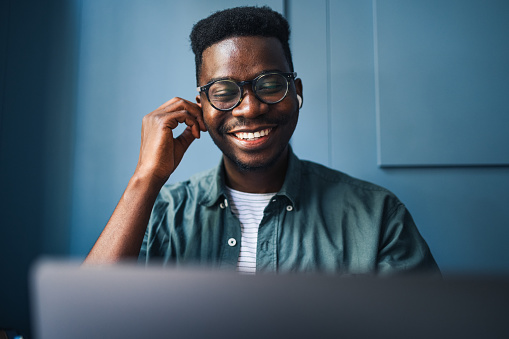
[225,187,276,274]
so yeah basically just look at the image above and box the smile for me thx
[233,128,273,141]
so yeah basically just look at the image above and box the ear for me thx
[295,78,303,108]
[195,94,202,109]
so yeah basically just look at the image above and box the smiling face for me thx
[197,36,302,172]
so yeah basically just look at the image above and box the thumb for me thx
[173,126,197,168]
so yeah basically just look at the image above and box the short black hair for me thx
[190,6,293,85]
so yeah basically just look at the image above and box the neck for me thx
[223,147,289,193]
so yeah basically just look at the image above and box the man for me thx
[85,6,439,275]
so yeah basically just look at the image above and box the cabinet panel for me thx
[375,0,509,166]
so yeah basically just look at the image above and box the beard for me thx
[222,142,288,172]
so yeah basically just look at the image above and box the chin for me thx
[228,155,273,172]
[222,146,288,173]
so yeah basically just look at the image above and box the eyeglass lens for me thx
[208,73,288,110]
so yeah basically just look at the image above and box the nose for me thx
[231,87,268,119]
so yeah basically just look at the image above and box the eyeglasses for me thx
[197,71,297,111]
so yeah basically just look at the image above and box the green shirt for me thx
[140,150,439,275]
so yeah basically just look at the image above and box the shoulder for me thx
[295,159,404,216]
[300,159,393,195]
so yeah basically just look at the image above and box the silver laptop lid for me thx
[31,259,509,339]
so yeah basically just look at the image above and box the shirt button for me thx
[286,205,293,212]
[220,199,228,209]
[228,238,237,247]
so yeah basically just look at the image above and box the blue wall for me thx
[1,0,509,335]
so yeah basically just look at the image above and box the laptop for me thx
[30,259,509,339]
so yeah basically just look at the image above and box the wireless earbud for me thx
[297,95,303,108]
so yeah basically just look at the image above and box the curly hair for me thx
[190,6,293,85]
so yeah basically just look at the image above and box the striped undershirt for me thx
[225,187,276,274]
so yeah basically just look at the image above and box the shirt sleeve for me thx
[137,189,172,265]
[376,203,441,275]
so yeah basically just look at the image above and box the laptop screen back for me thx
[30,260,509,339]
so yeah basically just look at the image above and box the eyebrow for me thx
[204,69,284,85]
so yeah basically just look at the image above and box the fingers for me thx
[138,97,208,177]
[143,97,207,143]
[157,97,207,132]
[164,111,202,139]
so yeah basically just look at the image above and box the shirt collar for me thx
[198,157,228,207]
[198,146,302,209]
[275,147,301,210]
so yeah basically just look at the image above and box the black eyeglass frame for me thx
[197,71,297,111]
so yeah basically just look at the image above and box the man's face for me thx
[197,36,302,171]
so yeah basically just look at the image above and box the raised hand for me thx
[134,97,207,185]
[84,97,207,263]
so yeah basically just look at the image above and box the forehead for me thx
[200,36,290,84]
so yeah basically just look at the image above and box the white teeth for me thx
[235,128,272,140]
